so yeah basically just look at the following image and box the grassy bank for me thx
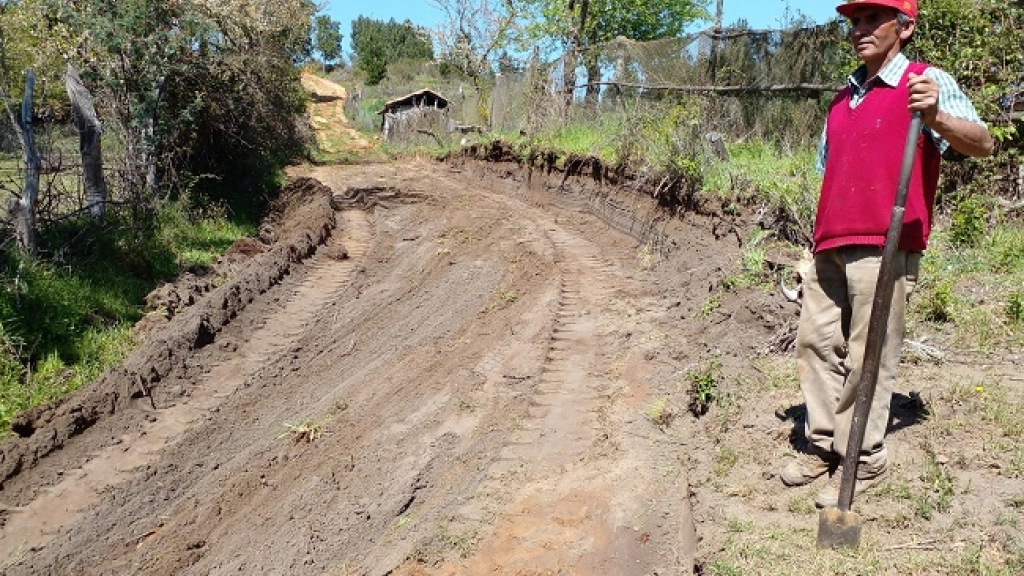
[0,201,254,435]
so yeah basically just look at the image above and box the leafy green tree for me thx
[0,0,79,117]
[515,0,710,101]
[313,14,344,71]
[2,0,314,215]
[350,17,434,85]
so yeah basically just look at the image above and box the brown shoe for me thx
[814,466,887,508]
[780,449,839,487]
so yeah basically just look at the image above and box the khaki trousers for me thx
[796,246,920,473]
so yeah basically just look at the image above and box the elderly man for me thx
[781,0,994,508]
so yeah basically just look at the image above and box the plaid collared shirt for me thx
[816,52,986,172]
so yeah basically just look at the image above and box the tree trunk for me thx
[584,55,601,106]
[576,0,600,106]
[10,70,40,256]
[562,47,577,114]
[65,64,108,220]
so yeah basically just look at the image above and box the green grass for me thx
[0,200,254,435]
[911,224,1024,350]
[530,118,623,163]
[705,523,1023,576]
[0,325,133,433]
[352,97,388,134]
[723,228,776,290]
[702,139,820,243]
[915,452,956,520]
[155,202,256,269]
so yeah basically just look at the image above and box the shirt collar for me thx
[848,52,910,91]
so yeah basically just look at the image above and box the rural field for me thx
[0,75,1021,576]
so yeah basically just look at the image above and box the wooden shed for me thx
[379,89,451,143]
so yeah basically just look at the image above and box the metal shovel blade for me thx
[817,508,862,549]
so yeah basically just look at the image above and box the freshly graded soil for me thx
[0,148,769,574]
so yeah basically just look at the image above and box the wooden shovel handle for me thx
[837,111,923,512]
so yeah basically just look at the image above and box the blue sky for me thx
[324,1,841,48]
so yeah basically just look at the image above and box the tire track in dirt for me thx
[3,160,699,575]
[488,227,615,473]
[0,210,370,569]
[413,174,696,575]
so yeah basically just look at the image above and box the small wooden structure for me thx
[379,89,450,143]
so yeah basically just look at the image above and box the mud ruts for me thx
[0,178,336,490]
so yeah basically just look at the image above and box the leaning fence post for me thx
[10,69,40,256]
[66,63,108,220]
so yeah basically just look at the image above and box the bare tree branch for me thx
[429,0,518,82]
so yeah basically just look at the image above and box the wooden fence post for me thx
[10,69,40,255]
[66,64,108,220]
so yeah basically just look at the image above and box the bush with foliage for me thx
[911,0,1023,200]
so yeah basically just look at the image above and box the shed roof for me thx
[379,89,450,115]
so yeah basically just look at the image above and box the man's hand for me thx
[907,72,994,158]
[907,72,940,124]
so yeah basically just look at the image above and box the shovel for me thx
[816,110,924,549]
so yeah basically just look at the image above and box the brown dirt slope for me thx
[301,71,372,153]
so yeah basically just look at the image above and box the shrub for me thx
[687,358,722,417]
[948,195,988,248]
[918,280,955,323]
[1008,291,1024,324]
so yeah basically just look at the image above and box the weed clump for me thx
[916,450,955,520]
[687,358,722,417]
[644,397,677,430]
[279,419,325,443]
[949,195,988,247]
[1007,291,1024,324]
[918,280,955,323]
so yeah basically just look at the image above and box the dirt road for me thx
[0,152,765,574]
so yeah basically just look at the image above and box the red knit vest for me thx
[814,62,940,253]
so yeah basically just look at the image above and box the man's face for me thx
[846,6,911,64]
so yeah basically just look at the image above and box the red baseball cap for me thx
[836,0,918,19]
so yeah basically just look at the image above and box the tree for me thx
[909,0,1022,198]
[515,0,710,101]
[313,14,344,72]
[350,17,434,85]
[430,0,516,83]
[1,0,315,224]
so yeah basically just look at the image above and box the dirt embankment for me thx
[301,71,373,153]
[0,178,335,494]
[0,136,785,574]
